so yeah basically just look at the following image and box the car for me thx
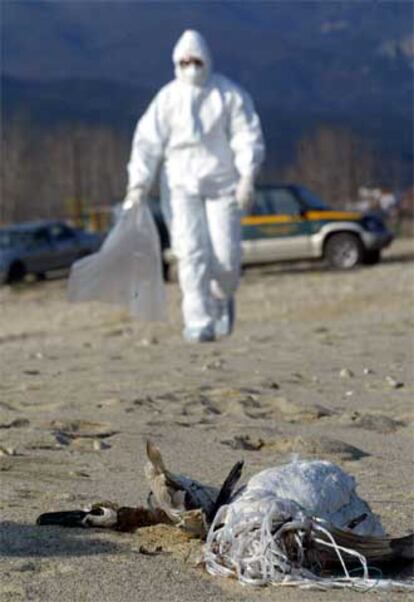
[0,221,104,285]
[241,185,393,269]
[152,184,393,276]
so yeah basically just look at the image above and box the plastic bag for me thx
[68,203,167,321]
[205,459,387,589]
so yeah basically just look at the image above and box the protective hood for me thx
[173,30,212,86]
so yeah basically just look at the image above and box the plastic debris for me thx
[68,203,166,321]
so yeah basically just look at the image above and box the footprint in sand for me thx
[46,419,117,439]
[221,435,368,461]
[340,411,407,434]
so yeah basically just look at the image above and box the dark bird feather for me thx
[206,460,244,523]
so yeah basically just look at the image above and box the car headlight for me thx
[361,215,386,233]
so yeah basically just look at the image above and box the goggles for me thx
[178,57,204,68]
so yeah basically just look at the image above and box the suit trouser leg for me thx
[205,195,241,300]
[169,193,214,335]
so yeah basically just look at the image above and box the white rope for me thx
[312,522,369,580]
[204,505,414,591]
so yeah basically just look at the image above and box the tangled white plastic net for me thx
[204,460,413,591]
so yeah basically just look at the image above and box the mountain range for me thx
[2,1,413,177]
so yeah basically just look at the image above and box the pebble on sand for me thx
[385,376,404,389]
[340,368,354,378]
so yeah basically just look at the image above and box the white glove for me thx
[122,188,146,211]
[235,176,255,213]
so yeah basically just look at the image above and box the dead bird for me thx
[37,441,413,588]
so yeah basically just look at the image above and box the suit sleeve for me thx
[228,86,265,179]
[127,92,168,193]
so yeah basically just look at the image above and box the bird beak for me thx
[37,510,89,528]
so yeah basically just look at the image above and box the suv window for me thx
[264,189,301,215]
[49,224,75,241]
[251,191,271,215]
[252,189,302,216]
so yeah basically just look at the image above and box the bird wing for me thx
[145,439,218,517]
[311,522,414,566]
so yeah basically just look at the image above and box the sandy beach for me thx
[1,237,413,602]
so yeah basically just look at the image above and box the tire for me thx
[166,261,179,283]
[7,261,26,284]
[162,260,170,282]
[362,249,381,265]
[324,233,363,269]
[76,249,92,260]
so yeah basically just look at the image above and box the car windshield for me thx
[298,187,329,210]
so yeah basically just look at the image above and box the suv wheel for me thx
[324,233,363,269]
[7,261,26,284]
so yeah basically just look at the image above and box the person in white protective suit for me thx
[124,30,265,342]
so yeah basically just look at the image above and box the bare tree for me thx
[0,115,33,223]
[1,118,130,224]
[283,125,376,206]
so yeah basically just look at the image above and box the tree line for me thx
[1,119,130,225]
[0,116,406,226]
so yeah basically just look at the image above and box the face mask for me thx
[177,63,207,86]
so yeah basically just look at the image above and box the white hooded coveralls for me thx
[127,30,265,337]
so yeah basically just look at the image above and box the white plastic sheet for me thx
[68,203,166,321]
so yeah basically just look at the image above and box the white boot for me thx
[214,297,235,338]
